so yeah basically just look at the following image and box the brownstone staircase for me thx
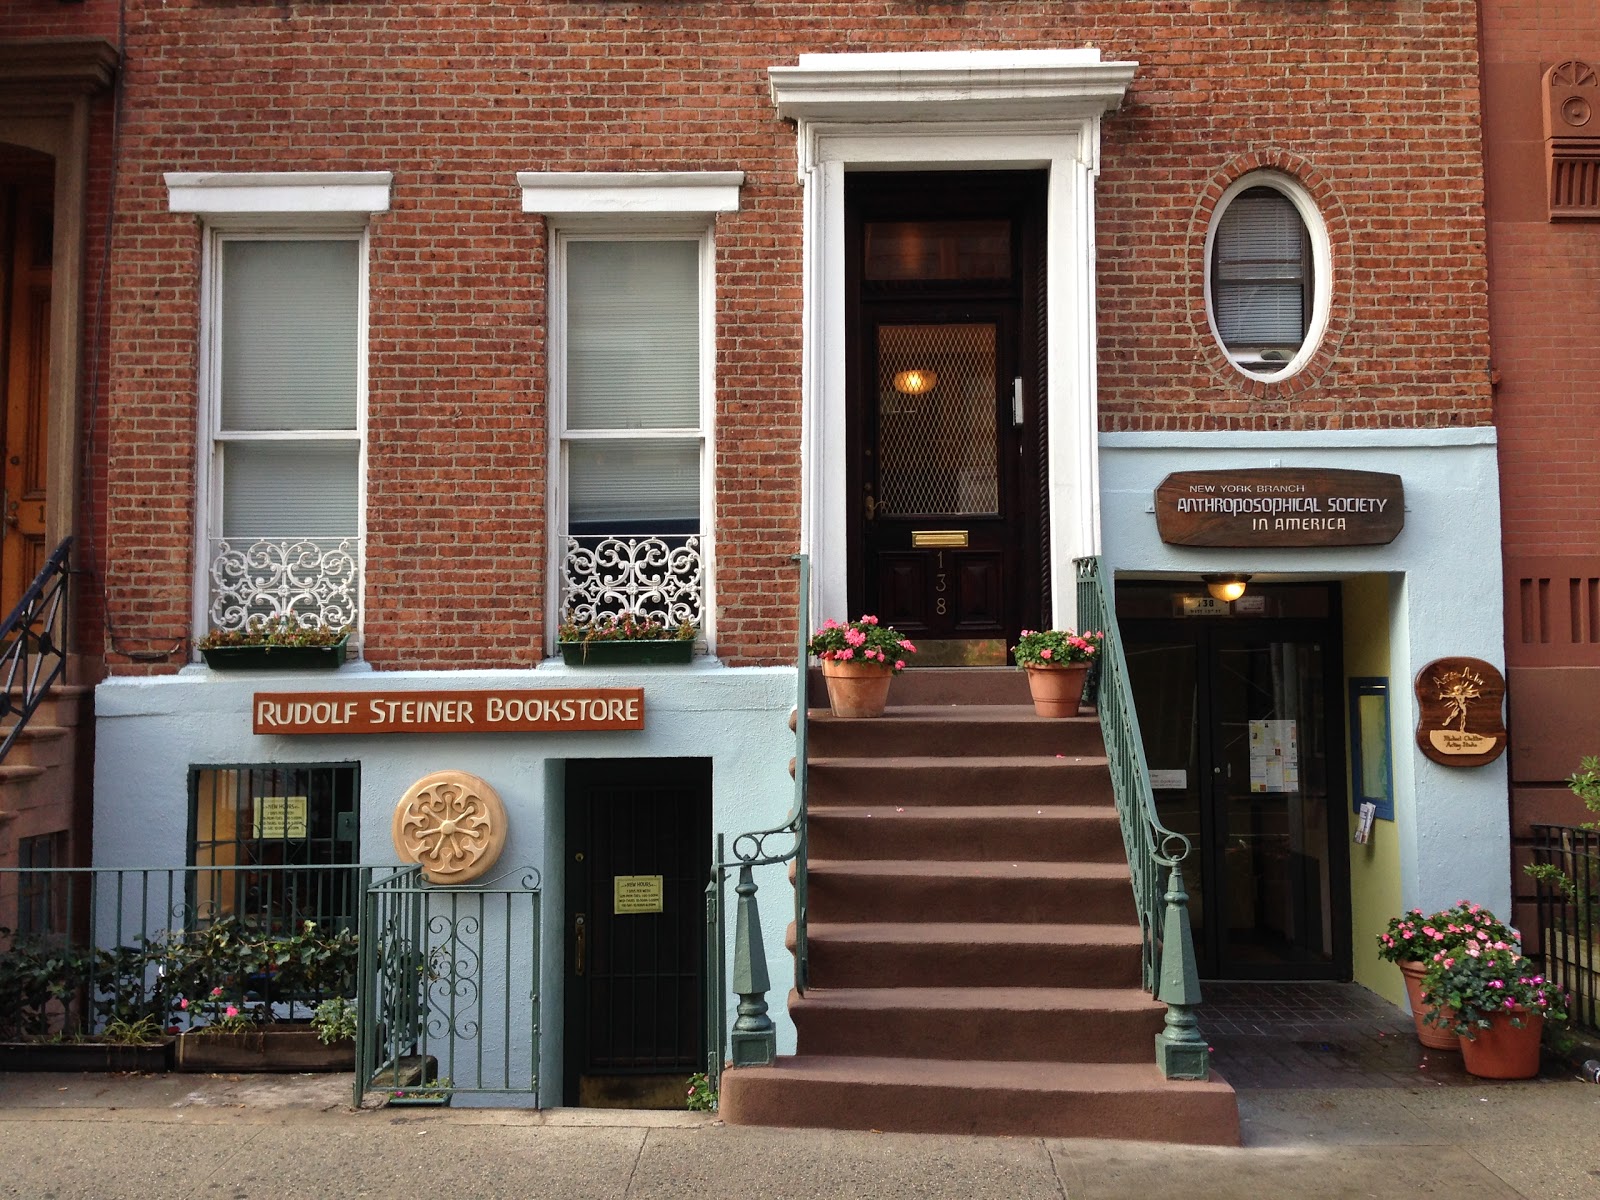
[718,668,1239,1144]
[0,680,95,868]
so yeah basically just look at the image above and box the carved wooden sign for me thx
[392,770,508,885]
[1414,657,1507,768]
[1155,468,1405,548]
[253,689,644,735]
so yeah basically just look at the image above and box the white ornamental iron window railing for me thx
[560,534,703,628]
[208,536,360,633]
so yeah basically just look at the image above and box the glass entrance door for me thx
[1121,587,1350,979]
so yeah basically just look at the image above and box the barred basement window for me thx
[1205,172,1330,381]
[188,763,359,932]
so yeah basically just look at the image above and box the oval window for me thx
[1206,174,1328,380]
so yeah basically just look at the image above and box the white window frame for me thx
[520,172,742,654]
[167,172,388,652]
[1203,170,1332,383]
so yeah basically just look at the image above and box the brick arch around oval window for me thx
[1188,148,1352,399]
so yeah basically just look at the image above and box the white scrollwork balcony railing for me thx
[561,534,704,628]
[208,537,360,633]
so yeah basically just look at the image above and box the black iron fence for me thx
[0,864,359,1042]
[1529,823,1600,1033]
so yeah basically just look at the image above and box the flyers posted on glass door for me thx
[1249,720,1299,793]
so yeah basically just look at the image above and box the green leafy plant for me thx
[100,1014,164,1046]
[1376,901,1519,965]
[1523,756,1600,924]
[685,1071,717,1112]
[311,996,357,1045]
[0,931,94,1040]
[1422,944,1568,1036]
[1012,628,1104,668]
[557,612,696,644]
[197,617,350,650]
[807,615,916,673]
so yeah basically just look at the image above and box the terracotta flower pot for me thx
[1459,1009,1544,1079]
[1398,959,1461,1052]
[821,659,894,718]
[1024,664,1090,718]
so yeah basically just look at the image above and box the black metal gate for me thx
[356,865,542,1106]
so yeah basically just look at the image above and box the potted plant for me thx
[163,917,360,1072]
[556,612,697,666]
[807,615,916,718]
[197,616,351,670]
[1376,901,1519,1051]
[387,1075,453,1107]
[1421,944,1567,1078]
[0,933,173,1072]
[1012,628,1104,717]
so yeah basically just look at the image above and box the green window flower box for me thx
[558,638,695,667]
[201,636,350,671]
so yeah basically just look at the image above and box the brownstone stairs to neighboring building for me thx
[0,675,95,866]
[719,667,1239,1144]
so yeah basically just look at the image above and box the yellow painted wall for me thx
[1344,574,1405,1004]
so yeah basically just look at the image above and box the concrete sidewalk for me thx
[2,1070,1598,1200]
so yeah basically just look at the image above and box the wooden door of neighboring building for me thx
[0,176,53,613]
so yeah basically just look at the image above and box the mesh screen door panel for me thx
[876,323,998,517]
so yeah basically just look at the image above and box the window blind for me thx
[1213,191,1306,345]
[568,438,700,526]
[221,240,359,432]
[566,240,699,431]
[222,441,359,538]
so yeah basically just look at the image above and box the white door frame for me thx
[770,50,1136,629]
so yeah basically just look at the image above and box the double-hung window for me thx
[168,172,388,649]
[555,233,710,636]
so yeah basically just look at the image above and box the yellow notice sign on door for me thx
[253,796,308,839]
[614,875,664,914]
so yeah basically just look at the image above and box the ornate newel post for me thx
[1154,861,1210,1080]
[729,864,775,1066]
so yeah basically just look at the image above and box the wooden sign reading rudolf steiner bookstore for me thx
[1414,658,1507,768]
[1155,468,1405,548]
[252,689,644,735]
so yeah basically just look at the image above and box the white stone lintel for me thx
[519,171,745,216]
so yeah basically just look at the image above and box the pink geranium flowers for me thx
[808,615,917,674]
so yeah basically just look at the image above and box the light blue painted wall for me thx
[1097,428,1510,922]
[93,658,799,1104]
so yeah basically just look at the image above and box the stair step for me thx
[0,763,46,783]
[808,804,1124,862]
[790,985,1165,1062]
[800,921,1146,989]
[807,858,1136,924]
[808,757,1113,808]
[808,666,1033,708]
[807,708,1105,759]
[719,1056,1241,1143]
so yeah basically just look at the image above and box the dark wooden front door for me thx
[563,758,711,1108]
[847,172,1046,665]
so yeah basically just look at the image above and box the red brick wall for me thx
[1482,10,1600,556]
[0,0,120,41]
[92,0,1490,672]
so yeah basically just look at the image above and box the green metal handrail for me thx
[703,553,810,1091]
[1075,556,1210,1079]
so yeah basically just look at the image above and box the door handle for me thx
[574,913,586,977]
[1,488,15,529]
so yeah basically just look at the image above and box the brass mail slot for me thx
[911,530,969,548]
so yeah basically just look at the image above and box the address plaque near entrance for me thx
[252,688,645,735]
[1155,468,1405,548]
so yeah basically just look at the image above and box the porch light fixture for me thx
[1203,573,1251,603]
[892,368,938,395]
